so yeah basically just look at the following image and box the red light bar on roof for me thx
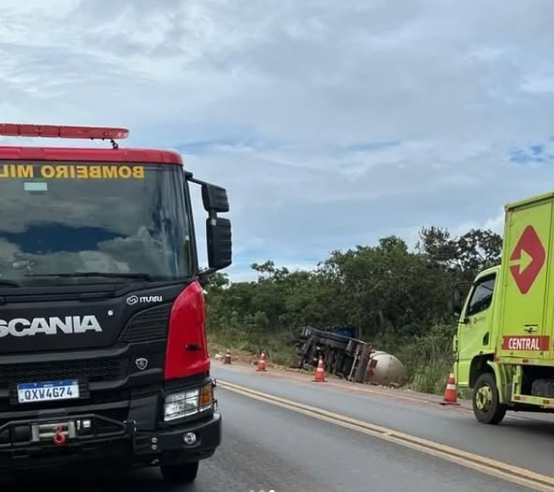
[0,124,129,140]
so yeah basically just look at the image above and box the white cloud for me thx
[0,0,553,280]
[482,211,506,236]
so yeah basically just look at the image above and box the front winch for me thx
[0,414,132,451]
[31,421,77,444]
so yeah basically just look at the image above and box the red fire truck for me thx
[0,124,231,482]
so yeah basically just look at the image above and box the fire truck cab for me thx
[0,124,232,483]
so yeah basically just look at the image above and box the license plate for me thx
[17,380,80,404]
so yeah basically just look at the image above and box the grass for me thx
[207,331,297,367]
[380,324,456,395]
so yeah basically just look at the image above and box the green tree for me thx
[418,226,502,280]
[204,225,501,393]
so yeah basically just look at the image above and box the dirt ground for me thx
[211,350,459,407]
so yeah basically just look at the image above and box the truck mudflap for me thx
[0,411,221,472]
[486,360,510,404]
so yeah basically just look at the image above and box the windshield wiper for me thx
[0,279,20,287]
[25,272,154,281]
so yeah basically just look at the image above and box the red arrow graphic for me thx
[509,225,546,294]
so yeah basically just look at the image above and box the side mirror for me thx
[206,217,232,270]
[185,173,233,276]
[202,183,229,213]
[453,287,463,316]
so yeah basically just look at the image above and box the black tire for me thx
[161,461,199,484]
[472,372,507,425]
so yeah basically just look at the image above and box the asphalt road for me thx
[3,363,552,491]
[213,364,554,479]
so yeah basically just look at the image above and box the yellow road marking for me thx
[218,380,554,492]
[223,364,535,422]
[219,363,444,407]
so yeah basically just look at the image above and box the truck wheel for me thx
[161,461,199,484]
[473,373,506,425]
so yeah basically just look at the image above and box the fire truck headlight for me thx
[164,383,214,422]
[164,389,199,422]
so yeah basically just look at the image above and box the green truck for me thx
[454,190,554,424]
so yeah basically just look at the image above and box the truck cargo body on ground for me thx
[454,190,554,424]
[0,124,232,482]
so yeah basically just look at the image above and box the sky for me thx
[1,0,554,281]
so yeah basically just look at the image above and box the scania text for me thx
[0,315,102,337]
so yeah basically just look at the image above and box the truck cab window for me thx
[0,162,193,285]
[467,275,496,316]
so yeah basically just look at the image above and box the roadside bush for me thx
[383,323,455,395]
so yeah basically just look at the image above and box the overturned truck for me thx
[291,326,405,386]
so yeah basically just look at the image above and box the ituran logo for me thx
[126,295,163,306]
[126,295,139,306]
[0,316,102,338]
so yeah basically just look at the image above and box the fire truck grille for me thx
[0,358,129,386]
[119,304,171,343]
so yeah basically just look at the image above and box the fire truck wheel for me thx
[472,372,506,425]
[161,461,199,484]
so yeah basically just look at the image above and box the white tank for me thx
[365,351,405,386]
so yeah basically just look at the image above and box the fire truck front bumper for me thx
[0,411,221,474]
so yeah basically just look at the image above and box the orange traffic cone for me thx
[313,356,326,382]
[440,372,459,406]
[256,351,267,372]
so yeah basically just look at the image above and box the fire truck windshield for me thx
[0,161,193,286]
